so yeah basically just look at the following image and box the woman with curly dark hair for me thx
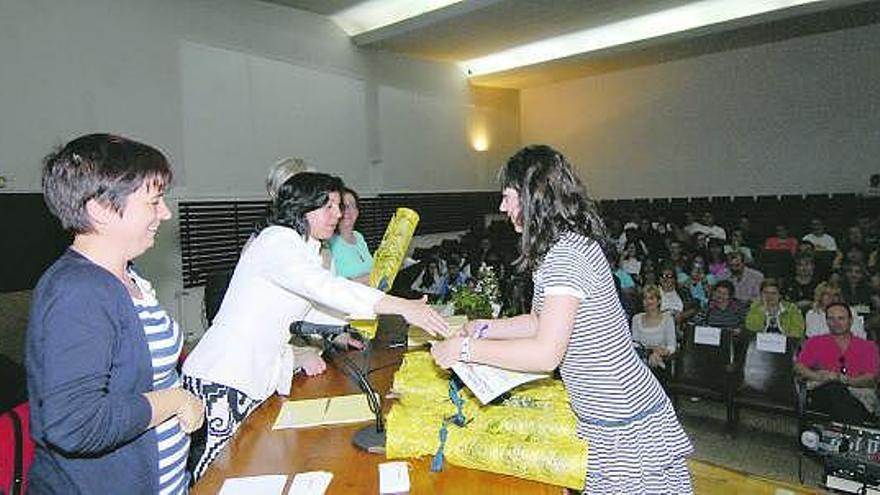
[431,145,693,494]
[182,172,449,480]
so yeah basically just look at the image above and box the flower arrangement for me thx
[450,264,501,320]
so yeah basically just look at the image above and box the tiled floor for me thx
[676,398,826,489]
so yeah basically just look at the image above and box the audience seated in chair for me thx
[631,285,677,371]
[411,258,445,302]
[794,303,878,424]
[679,260,715,311]
[805,282,866,339]
[841,262,873,309]
[695,280,747,336]
[763,224,799,255]
[783,255,819,314]
[658,264,697,326]
[745,278,805,338]
[723,228,754,265]
[731,332,801,430]
[706,238,730,280]
[728,251,764,304]
[803,218,838,252]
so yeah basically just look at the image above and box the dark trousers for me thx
[809,381,873,424]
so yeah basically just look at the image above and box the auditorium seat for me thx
[730,334,800,432]
[667,324,737,430]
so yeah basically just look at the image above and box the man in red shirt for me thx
[795,303,878,423]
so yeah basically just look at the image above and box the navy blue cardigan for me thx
[26,249,157,494]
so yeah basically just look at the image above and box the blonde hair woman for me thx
[266,157,310,201]
[631,285,677,369]
[805,282,865,338]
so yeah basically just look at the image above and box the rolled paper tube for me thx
[370,207,420,292]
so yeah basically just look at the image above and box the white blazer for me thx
[183,226,383,400]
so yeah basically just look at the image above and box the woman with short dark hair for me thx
[28,134,204,494]
[430,145,692,493]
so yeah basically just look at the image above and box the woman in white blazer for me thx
[182,172,448,480]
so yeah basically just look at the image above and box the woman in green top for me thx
[329,187,373,283]
[745,278,806,338]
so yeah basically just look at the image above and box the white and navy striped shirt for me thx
[534,233,692,492]
[131,270,190,495]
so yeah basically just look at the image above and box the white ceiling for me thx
[261,0,880,88]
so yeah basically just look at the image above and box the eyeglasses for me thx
[839,356,847,376]
[661,273,675,279]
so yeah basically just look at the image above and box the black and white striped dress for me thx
[534,232,693,494]
[131,271,190,494]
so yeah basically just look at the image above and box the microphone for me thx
[290,320,385,453]
[289,321,350,338]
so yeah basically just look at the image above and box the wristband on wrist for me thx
[459,337,472,363]
[474,322,489,340]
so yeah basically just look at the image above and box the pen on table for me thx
[323,398,331,416]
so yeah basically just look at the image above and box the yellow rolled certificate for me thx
[369,207,419,292]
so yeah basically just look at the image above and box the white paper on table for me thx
[693,326,721,347]
[289,471,333,495]
[379,461,410,494]
[451,362,547,405]
[218,475,288,495]
[756,332,787,354]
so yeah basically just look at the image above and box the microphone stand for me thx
[290,321,386,454]
[324,343,386,453]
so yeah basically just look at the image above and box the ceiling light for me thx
[461,0,825,76]
[331,0,465,36]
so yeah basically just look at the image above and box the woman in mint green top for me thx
[329,187,373,282]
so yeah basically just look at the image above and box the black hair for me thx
[269,172,344,238]
[825,302,853,319]
[42,133,172,234]
[714,280,735,295]
[498,145,606,272]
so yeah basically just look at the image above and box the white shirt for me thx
[183,226,384,400]
[691,223,727,241]
[660,289,684,314]
[631,312,677,353]
[804,308,866,339]
[802,233,837,251]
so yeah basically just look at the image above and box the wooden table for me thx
[191,319,561,494]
